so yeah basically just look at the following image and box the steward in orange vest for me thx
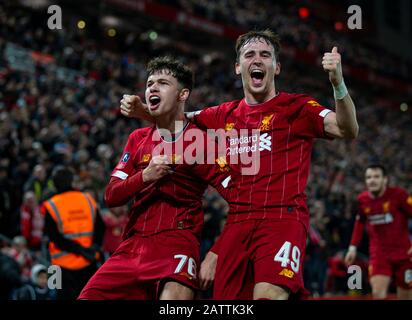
[42,166,105,300]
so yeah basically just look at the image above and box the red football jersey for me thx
[193,92,332,230]
[350,187,412,260]
[106,122,231,238]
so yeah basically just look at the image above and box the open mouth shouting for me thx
[148,95,161,111]
[250,69,265,87]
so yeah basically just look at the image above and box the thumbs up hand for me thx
[322,46,343,86]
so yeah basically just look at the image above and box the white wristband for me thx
[333,79,348,100]
[348,245,357,253]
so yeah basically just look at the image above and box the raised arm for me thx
[322,47,359,139]
[120,94,154,122]
[120,94,197,122]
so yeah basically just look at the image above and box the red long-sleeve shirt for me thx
[105,123,232,239]
[20,203,43,249]
[350,187,412,260]
[194,92,332,230]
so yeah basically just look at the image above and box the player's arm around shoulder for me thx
[322,47,359,139]
[186,100,240,130]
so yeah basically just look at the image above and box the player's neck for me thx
[370,186,387,198]
[156,112,186,134]
[244,87,277,105]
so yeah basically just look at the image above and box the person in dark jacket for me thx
[11,264,57,300]
[42,166,105,300]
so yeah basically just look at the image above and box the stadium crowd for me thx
[159,0,412,80]
[0,0,411,299]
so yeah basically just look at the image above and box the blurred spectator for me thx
[305,225,328,297]
[20,191,44,250]
[324,250,369,296]
[0,163,22,238]
[2,236,33,280]
[0,251,22,299]
[23,164,52,202]
[11,264,56,300]
[201,191,228,258]
[325,251,349,295]
[101,206,128,258]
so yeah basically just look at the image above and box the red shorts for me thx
[213,218,308,300]
[369,256,412,289]
[78,229,200,300]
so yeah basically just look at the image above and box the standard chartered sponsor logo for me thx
[229,135,258,146]
[259,133,272,151]
[227,134,258,156]
[148,121,266,175]
[368,213,393,225]
[227,133,272,155]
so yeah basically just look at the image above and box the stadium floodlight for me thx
[77,20,86,30]
[107,28,117,37]
[400,103,408,112]
[149,31,158,41]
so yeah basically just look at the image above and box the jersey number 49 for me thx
[274,241,301,273]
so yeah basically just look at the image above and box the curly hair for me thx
[147,56,194,91]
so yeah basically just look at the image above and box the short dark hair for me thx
[235,29,281,62]
[366,164,387,176]
[52,166,74,193]
[147,56,194,92]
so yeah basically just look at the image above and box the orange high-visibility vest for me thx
[44,191,97,270]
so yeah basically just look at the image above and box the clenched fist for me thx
[142,155,173,183]
[120,94,149,119]
[322,46,343,87]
